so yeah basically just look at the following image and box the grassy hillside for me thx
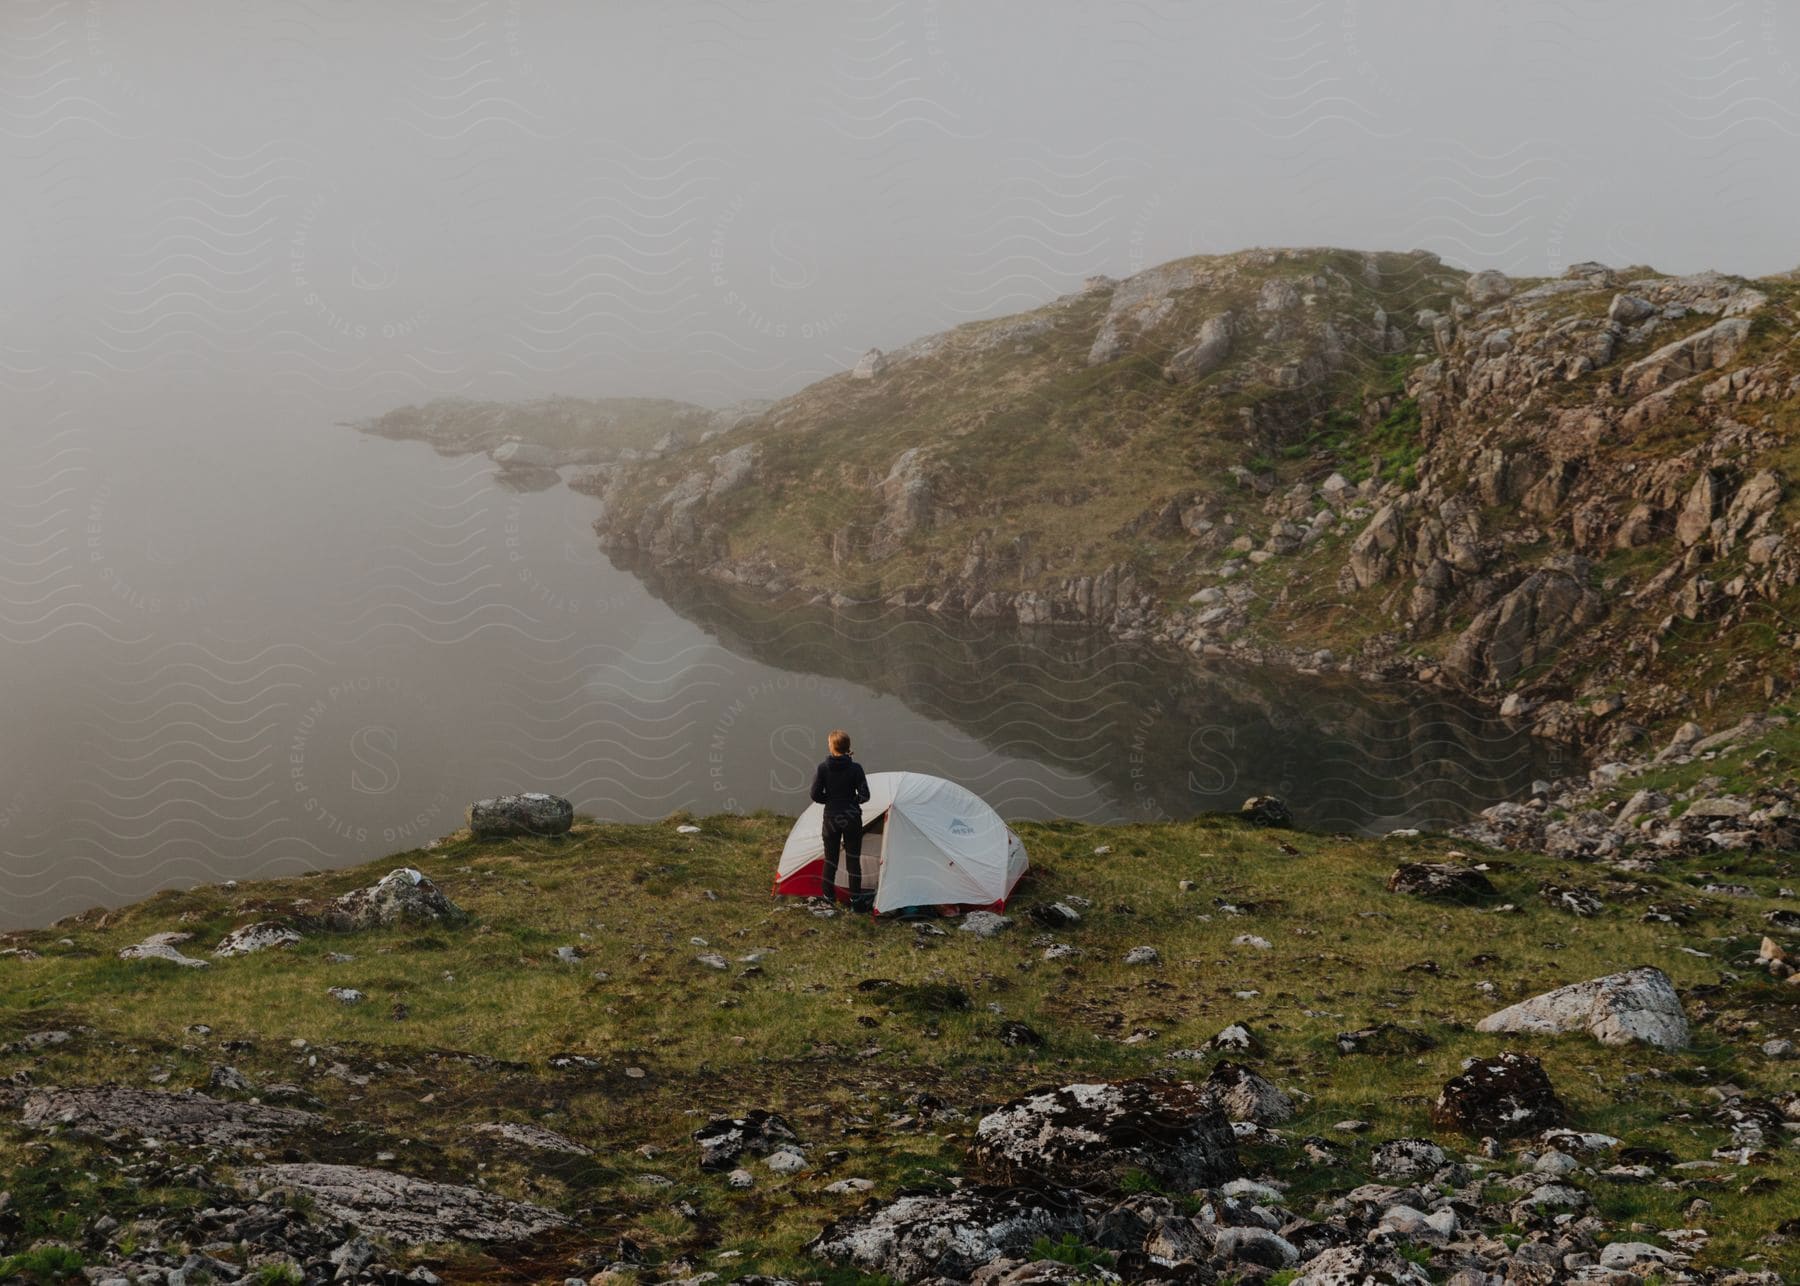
[2,814,1796,1282]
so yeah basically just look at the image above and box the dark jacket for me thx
[810,754,870,813]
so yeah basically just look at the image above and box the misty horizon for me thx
[11,1,1800,418]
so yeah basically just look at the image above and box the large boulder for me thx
[1465,270,1513,307]
[330,867,466,931]
[22,1087,316,1148]
[1163,313,1233,384]
[213,921,302,958]
[1430,1052,1565,1137]
[972,1079,1237,1191]
[810,1186,1084,1281]
[1386,862,1495,902]
[237,1163,569,1244]
[1475,966,1688,1050]
[467,791,574,839]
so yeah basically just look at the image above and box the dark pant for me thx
[822,810,864,898]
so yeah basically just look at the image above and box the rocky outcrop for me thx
[1475,966,1689,1050]
[1162,312,1233,383]
[467,791,575,839]
[1430,1052,1565,1137]
[869,447,934,559]
[468,1121,593,1155]
[1347,503,1405,589]
[329,867,466,930]
[213,921,302,957]
[22,1087,317,1147]
[1200,1061,1294,1124]
[811,1186,1083,1281]
[971,1079,1237,1190]
[237,1163,570,1244]
[581,247,1800,739]
[1621,316,1752,395]
[1442,568,1604,688]
[117,931,209,968]
[1386,862,1495,901]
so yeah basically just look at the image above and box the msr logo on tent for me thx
[949,817,975,835]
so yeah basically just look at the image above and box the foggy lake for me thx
[0,412,1561,929]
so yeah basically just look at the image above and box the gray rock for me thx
[469,1121,592,1155]
[213,921,302,958]
[959,911,1013,939]
[1214,1225,1299,1268]
[1475,966,1689,1050]
[1599,1241,1680,1269]
[1622,316,1752,395]
[1163,313,1233,384]
[1370,1138,1449,1180]
[1123,945,1160,966]
[810,1186,1083,1281]
[1202,1061,1294,1125]
[331,867,466,930]
[21,1086,315,1147]
[238,1163,570,1244]
[117,931,209,969]
[466,791,574,839]
[973,1079,1237,1190]
[1465,270,1513,306]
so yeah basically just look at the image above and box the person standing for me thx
[810,728,871,907]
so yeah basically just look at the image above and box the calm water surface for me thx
[0,414,1561,928]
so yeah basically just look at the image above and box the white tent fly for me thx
[774,771,1028,915]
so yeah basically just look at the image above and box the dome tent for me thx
[775,771,1028,914]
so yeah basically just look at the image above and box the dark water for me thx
[0,417,1561,929]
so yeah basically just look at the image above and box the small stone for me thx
[1762,1038,1796,1059]
[328,987,365,1005]
[726,1168,754,1189]
[1123,946,1160,966]
[959,911,1013,939]
[765,1148,809,1174]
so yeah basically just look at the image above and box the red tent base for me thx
[773,859,1014,915]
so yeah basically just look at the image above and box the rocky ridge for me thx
[586,248,1800,748]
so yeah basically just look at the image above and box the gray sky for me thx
[8,0,1800,410]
